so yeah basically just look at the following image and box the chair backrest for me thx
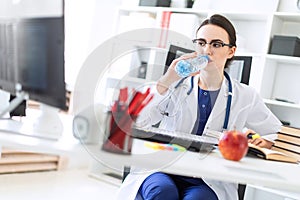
[238,184,246,200]
[122,166,131,182]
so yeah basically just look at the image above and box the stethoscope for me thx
[159,71,232,130]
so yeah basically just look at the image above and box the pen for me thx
[247,133,260,139]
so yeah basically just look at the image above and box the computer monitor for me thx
[164,44,252,85]
[0,0,66,140]
[164,45,194,74]
[225,56,252,85]
[0,17,66,109]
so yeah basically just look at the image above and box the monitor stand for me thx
[0,104,63,140]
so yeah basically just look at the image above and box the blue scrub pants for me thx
[138,172,218,200]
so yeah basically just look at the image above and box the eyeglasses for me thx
[192,39,234,49]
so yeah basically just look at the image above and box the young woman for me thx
[117,14,281,200]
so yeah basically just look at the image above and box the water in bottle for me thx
[175,55,209,78]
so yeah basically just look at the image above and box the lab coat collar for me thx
[181,74,234,132]
[187,75,199,126]
[206,74,233,131]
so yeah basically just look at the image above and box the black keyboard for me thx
[131,127,219,152]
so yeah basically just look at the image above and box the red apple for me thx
[218,130,248,161]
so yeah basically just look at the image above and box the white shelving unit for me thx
[262,9,300,127]
[100,0,300,128]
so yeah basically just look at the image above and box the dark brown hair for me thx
[196,14,236,68]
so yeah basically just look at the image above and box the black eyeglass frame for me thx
[192,39,234,48]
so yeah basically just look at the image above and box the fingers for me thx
[170,52,198,69]
[251,138,262,146]
[249,138,263,146]
[245,129,255,135]
[248,138,274,149]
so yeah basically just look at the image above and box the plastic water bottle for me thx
[175,55,209,78]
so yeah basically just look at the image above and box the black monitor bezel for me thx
[230,56,252,85]
[0,17,67,111]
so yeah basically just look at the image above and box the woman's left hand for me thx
[248,138,274,149]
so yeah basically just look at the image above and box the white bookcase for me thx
[100,0,300,128]
[262,10,300,128]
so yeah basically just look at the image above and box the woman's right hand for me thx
[157,52,198,95]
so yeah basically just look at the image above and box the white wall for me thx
[64,0,122,89]
[0,0,63,17]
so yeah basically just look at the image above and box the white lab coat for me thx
[116,74,282,200]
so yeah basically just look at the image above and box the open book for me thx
[248,143,298,163]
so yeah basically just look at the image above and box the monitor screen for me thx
[164,45,252,85]
[0,0,66,140]
[225,56,252,85]
[0,10,66,111]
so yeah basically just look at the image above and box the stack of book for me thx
[272,126,300,162]
[0,147,68,174]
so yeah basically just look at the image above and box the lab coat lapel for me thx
[206,76,230,131]
[186,76,199,125]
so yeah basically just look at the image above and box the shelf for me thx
[119,6,300,21]
[106,75,148,87]
[216,12,271,21]
[266,54,300,64]
[264,99,300,109]
[274,12,300,22]
[119,6,208,16]
[119,6,158,13]
[235,51,263,57]
[119,6,271,21]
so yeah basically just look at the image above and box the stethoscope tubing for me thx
[167,71,233,130]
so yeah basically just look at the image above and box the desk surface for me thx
[92,139,300,195]
[0,169,118,200]
[0,110,92,169]
[1,112,300,197]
